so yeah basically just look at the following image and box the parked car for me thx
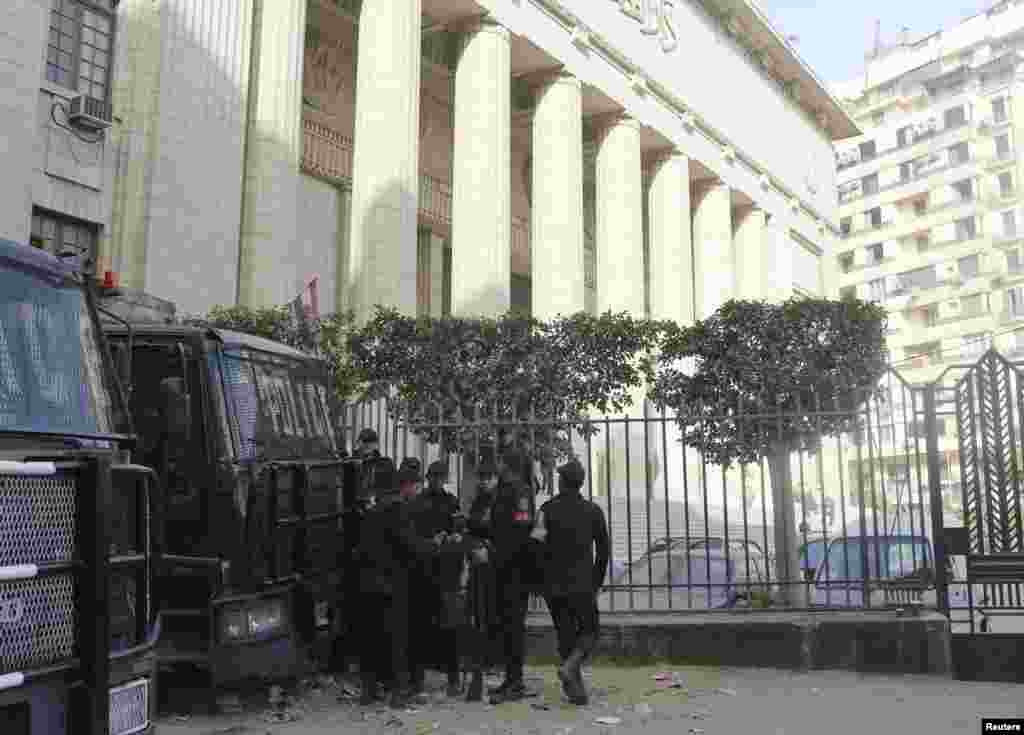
[599,537,769,611]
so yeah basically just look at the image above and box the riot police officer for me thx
[464,457,501,701]
[487,448,540,704]
[407,461,462,696]
[532,458,609,706]
[355,474,438,708]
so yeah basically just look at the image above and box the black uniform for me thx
[489,464,539,693]
[355,492,434,703]
[406,484,461,689]
[537,488,610,661]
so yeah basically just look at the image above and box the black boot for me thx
[446,670,462,698]
[466,669,483,702]
[359,674,379,706]
[558,646,589,706]
[488,679,527,704]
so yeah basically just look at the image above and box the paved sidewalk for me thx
[157,664,1023,735]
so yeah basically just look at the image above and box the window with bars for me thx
[30,208,98,271]
[993,97,1008,124]
[45,0,114,102]
[999,171,1015,198]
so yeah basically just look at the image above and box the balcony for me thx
[301,116,453,231]
[837,119,971,175]
[840,153,975,210]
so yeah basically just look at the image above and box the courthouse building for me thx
[2,0,855,325]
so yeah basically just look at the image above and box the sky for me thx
[756,0,995,86]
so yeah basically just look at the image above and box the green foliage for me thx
[189,305,363,403]
[649,297,888,468]
[347,306,671,462]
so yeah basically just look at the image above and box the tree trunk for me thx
[766,441,806,608]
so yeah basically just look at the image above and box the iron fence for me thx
[336,350,1024,627]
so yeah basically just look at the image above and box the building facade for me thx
[2,0,855,326]
[832,0,1024,519]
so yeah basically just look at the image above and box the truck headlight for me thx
[247,599,285,636]
[218,598,288,642]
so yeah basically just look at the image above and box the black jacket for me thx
[537,490,610,597]
[407,487,460,539]
[490,477,538,571]
[356,495,435,596]
[467,488,496,541]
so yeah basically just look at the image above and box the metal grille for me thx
[0,475,76,566]
[109,678,149,735]
[0,574,75,672]
[109,571,139,651]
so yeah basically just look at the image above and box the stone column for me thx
[530,72,585,320]
[692,180,733,319]
[647,151,693,324]
[594,114,646,499]
[450,18,512,317]
[646,150,693,502]
[595,115,644,315]
[238,0,307,308]
[733,207,768,301]
[347,0,422,322]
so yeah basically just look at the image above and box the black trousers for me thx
[546,592,599,660]
[409,577,459,681]
[359,587,410,690]
[497,565,531,682]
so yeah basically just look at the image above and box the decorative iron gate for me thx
[936,350,1024,633]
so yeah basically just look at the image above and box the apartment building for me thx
[831,0,1024,516]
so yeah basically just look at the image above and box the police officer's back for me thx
[533,458,609,706]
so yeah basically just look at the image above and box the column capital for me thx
[459,15,511,39]
[589,111,641,136]
[522,68,580,91]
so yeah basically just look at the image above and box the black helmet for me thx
[358,428,379,444]
[556,458,586,490]
[400,457,423,480]
[426,460,448,478]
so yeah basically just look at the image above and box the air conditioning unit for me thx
[67,94,112,131]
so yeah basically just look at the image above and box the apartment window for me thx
[862,173,879,196]
[859,140,878,161]
[996,134,1012,158]
[867,207,883,228]
[944,105,967,128]
[1003,210,1018,237]
[1011,330,1024,356]
[962,293,987,317]
[868,278,886,302]
[993,97,1008,124]
[955,216,977,241]
[1008,287,1024,317]
[903,265,938,290]
[46,0,115,102]
[30,208,98,269]
[839,251,855,273]
[840,217,852,237]
[866,243,884,265]
[1008,250,1022,274]
[899,161,912,183]
[923,304,939,327]
[958,254,980,280]
[1000,171,1015,198]
[948,141,970,165]
[897,126,912,148]
[952,179,974,202]
[913,198,928,217]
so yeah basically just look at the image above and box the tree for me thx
[648,297,888,605]
[347,306,670,480]
[189,305,362,405]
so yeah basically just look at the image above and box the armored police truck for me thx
[0,239,157,735]
[99,301,348,685]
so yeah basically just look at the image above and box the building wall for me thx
[1,0,115,258]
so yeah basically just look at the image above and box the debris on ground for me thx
[384,715,403,728]
[715,687,737,696]
[215,695,244,716]
[594,716,621,725]
[634,703,653,717]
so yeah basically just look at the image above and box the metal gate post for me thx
[922,384,950,616]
